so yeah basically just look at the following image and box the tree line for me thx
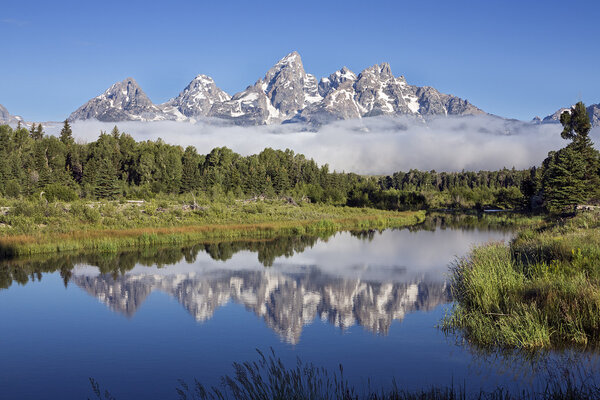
[0,102,598,213]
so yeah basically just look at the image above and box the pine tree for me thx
[94,158,120,199]
[180,146,201,193]
[30,123,44,140]
[560,102,592,141]
[59,120,74,145]
[558,101,600,200]
[543,145,586,213]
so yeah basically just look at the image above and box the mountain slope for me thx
[68,78,171,122]
[209,51,323,125]
[0,104,23,124]
[161,74,230,119]
[68,52,485,126]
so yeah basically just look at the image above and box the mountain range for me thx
[68,51,485,126]
[3,52,598,128]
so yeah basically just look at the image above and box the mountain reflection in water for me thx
[0,215,514,344]
[72,268,450,344]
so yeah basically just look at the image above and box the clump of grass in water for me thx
[443,211,600,349]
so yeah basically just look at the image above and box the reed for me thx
[88,349,600,400]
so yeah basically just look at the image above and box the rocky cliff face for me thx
[0,104,23,124]
[68,52,485,125]
[209,51,323,125]
[72,267,450,344]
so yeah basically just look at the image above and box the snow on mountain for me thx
[209,51,323,125]
[68,77,171,122]
[161,74,230,119]
[68,51,485,126]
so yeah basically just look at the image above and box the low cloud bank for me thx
[47,116,599,175]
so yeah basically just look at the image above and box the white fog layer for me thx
[45,116,600,174]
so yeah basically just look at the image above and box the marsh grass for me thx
[88,349,600,400]
[0,198,425,258]
[444,210,600,349]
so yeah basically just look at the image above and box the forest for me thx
[0,102,598,213]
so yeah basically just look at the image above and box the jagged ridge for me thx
[68,52,484,126]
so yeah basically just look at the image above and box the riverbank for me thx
[0,198,425,258]
[444,210,600,349]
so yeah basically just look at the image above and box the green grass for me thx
[443,210,600,349]
[0,197,425,258]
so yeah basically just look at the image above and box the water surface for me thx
[0,219,597,399]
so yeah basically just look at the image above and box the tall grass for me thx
[0,199,425,258]
[444,210,600,349]
[88,349,600,400]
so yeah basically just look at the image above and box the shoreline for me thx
[0,210,426,259]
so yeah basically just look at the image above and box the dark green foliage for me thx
[30,123,44,140]
[542,146,586,213]
[1,120,595,213]
[560,102,592,141]
[94,158,120,199]
[59,120,74,145]
[4,179,20,198]
[542,102,600,212]
[43,183,78,202]
[180,146,201,193]
[0,121,531,210]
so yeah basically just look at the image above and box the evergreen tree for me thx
[94,158,120,199]
[558,102,600,200]
[59,120,74,145]
[543,145,586,213]
[180,146,201,193]
[31,123,44,140]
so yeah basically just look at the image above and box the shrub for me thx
[43,183,79,202]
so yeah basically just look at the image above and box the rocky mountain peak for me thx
[318,67,357,97]
[359,63,394,81]
[68,77,165,122]
[262,51,313,117]
[164,74,230,118]
[69,51,487,126]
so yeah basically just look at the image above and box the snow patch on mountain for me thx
[68,51,485,126]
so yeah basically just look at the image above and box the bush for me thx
[43,183,79,202]
[4,180,20,198]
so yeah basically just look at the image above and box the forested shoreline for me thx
[445,103,600,349]
[0,121,572,212]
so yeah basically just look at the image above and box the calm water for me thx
[0,218,598,399]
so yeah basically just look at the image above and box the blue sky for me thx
[1,0,598,122]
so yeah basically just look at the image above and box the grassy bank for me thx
[444,210,600,349]
[0,197,425,258]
